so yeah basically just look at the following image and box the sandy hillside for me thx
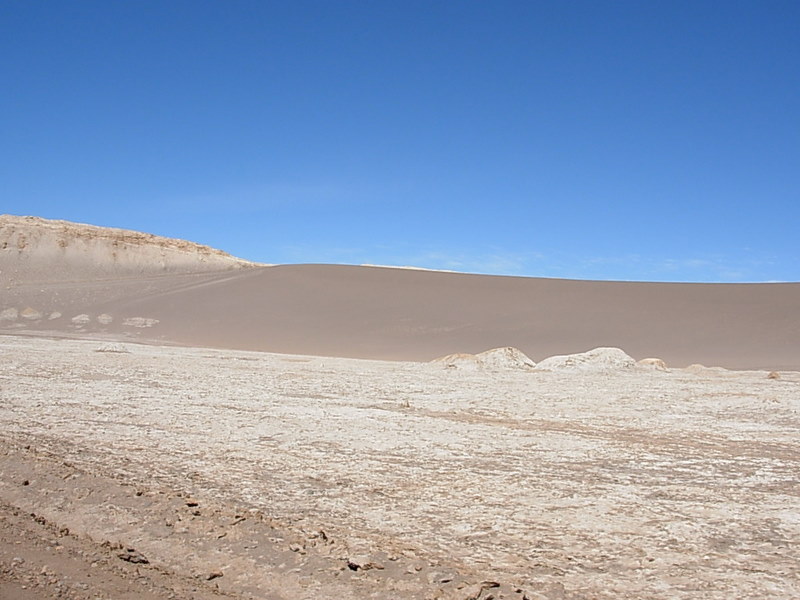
[1,336,798,599]
[2,215,800,369]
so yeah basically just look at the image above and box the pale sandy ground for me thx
[1,335,798,599]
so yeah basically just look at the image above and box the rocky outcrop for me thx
[95,342,131,353]
[637,357,669,371]
[535,347,636,372]
[0,214,260,285]
[433,347,536,371]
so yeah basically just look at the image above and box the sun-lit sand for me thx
[1,216,799,599]
[3,215,799,370]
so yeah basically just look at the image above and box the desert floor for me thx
[1,335,798,599]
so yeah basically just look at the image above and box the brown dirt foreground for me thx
[1,335,799,599]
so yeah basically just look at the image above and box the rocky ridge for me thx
[0,214,260,284]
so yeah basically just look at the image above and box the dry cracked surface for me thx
[1,335,799,599]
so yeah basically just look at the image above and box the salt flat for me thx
[1,335,798,599]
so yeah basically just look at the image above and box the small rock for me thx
[22,479,29,486]
[123,316,159,328]
[461,584,484,600]
[20,307,43,321]
[71,314,91,325]
[767,371,781,380]
[637,357,668,371]
[118,548,149,564]
[347,556,385,571]
[95,342,130,353]
[461,581,502,600]
[427,570,456,584]
[206,571,223,581]
[307,529,328,543]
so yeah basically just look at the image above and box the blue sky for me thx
[2,1,798,282]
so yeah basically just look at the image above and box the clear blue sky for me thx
[2,1,798,282]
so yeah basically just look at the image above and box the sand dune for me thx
[2,215,799,369]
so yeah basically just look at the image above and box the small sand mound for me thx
[637,357,668,371]
[20,307,43,321]
[95,342,130,353]
[475,347,536,370]
[685,363,729,376]
[433,347,535,371]
[535,347,636,372]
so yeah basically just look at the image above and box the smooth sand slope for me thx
[2,215,799,369]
